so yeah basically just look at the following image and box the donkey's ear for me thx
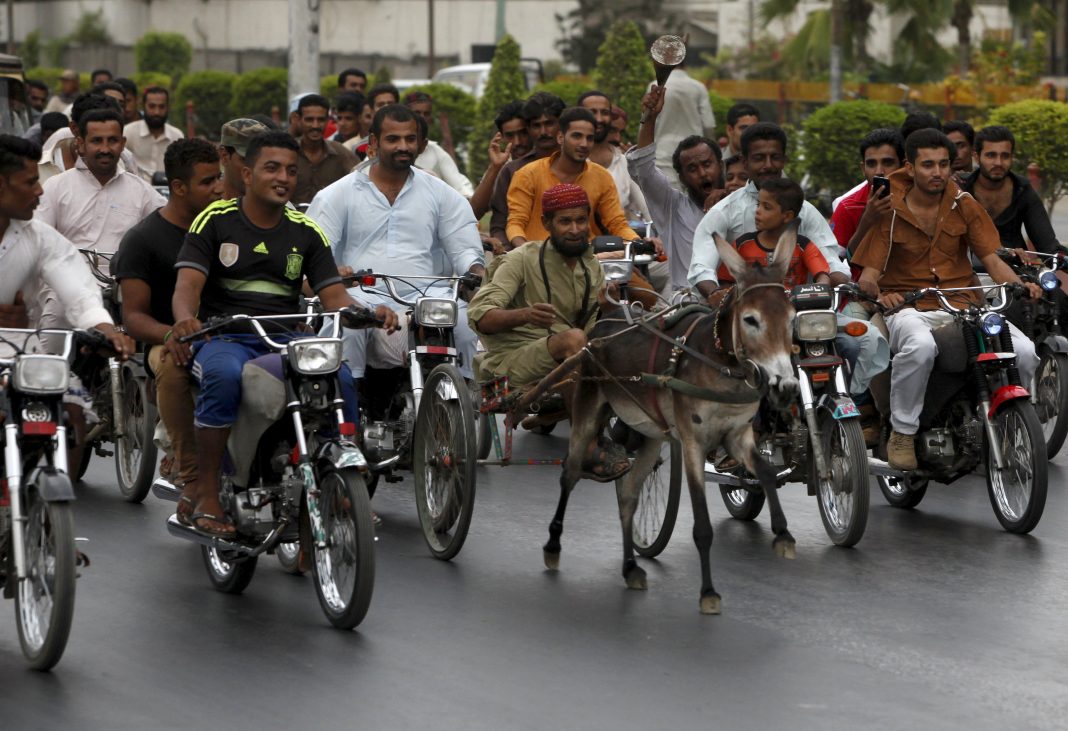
[715,233,749,283]
[767,219,800,283]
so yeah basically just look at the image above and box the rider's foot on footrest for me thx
[887,430,918,471]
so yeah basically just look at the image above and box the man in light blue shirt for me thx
[307,104,485,378]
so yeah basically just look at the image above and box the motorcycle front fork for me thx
[4,423,68,579]
[799,369,845,484]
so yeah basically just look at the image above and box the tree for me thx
[467,34,527,175]
[231,67,288,119]
[555,0,667,74]
[796,100,905,194]
[989,100,1068,214]
[20,30,41,68]
[176,70,237,140]
[708,90,734,141]
[592,20,653,141]
[135,31,193,85]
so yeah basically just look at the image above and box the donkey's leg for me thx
[615,435,664,590]
[728,425,796,559]
[680,431,721,614]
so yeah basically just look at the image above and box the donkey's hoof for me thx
[773,535,797,560]
[624,565,647,590]
[699,591,722,615]
[543,549,560,570]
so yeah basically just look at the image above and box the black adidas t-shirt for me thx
[176,198,341,318]
[113,208,182,325]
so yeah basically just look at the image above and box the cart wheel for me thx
[631,439,682,558]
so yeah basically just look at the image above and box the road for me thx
[1,426,1067,730]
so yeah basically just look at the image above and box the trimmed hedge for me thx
[176,70,237,140]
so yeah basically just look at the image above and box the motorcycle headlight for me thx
[288,338,342,375]
[601,260,634,284]
[12,355,70,395]
[980,312,1005,337]
[415,298,457,328]
[796,311,838,342]
[1038,268,1059,291]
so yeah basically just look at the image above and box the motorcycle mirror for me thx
[650,35,686,87]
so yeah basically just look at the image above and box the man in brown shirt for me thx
[854,129,1040,470]
[293,93,356,206]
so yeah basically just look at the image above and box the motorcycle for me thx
[705,283,872,547]
[994,248,1068,457]
[0,328,85,670]
[346,270,479,561]
[153,307,380,629]
[870,284,1047,534]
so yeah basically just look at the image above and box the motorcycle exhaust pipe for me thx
[165,515,290,559]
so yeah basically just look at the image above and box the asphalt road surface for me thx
[2,426,1067,731]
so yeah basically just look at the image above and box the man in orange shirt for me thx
[506,107,637,249]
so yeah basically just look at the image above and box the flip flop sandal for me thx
[176,495,195,527]
[191,512,237,538]
[580,441,632,483]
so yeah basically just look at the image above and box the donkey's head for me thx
[715,224,799,408]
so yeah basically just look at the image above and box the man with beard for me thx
[338,68,368,94]
[123,86,185,181]
[507,107,638,247]
[489,91,565,245]
[579,90,648,225]
[292,93,356,207]
[26,79,48,122]
[470,100,530,222]
[307,104,484,382]
[627,84,722,290]
[115,77,141,124]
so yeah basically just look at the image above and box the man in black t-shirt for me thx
[172,132,396,537]
[114,138,222,498]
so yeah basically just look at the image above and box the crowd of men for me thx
[0,59,1061,534]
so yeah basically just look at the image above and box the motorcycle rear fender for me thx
[27,466,75,502]
[988,385,1031,419]
[817,393,859,420]
[1042,335,1068,354]
[316,439,368,472]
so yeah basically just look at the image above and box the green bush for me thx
[989,100,1068,214]
[468,34,527,175]
[796,100,906,194]
[231,67,288,119]
[176,70,236,140]
[320,74,337,102]
[592,20,653,140]
[132,72,173,94]
[20,30,41,68]
[531,77,589,107]
[134,31,192,84]
[26,67,65,94]
[708,89,734,141]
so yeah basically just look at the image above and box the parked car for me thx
[432,60,543,99]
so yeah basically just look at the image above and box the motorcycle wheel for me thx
[275,541,304,575]
[413,364,477,561]
[719,486,765,520]
[986,400,1048,534]
[114,376,159,503]
[312,467,376,629]
[201,547,257,594]
[811,415,870,547]
[631,439,682,558]
[15,492,76,671]
[74,445,92,482]
[877,475,928,509]
[469,382,493,460]
[1033,351,1068,458]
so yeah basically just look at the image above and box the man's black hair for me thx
[0,134,41,177]
[297,93,330,115]
[521,91,565,123]
[859,128,905,164]
[244,131,299,167]
[723,154,743,169]
[414,112,429,141]
[370,103,418,138]
[759,177,804,217]
[904,128,956,164]
[576,89,611,107]
[40,112,68,134]
[114,77,138,97]
[557,106,596,133]
[337,68,367,87]
[900,112,942,141]
[71,92,123,125]
[494,100,525,132]
[335,92,366,115]
[77,108,124,138]
[164,137,221,184]
[727,103,760,127]
[26,79,48,95]
[404,90,432,106]
[740,122,788,157]
[91,81,126,98]
[142,85,170,104]
[672,135,722,174]
[974,125,1016,155]
[942,119,975,146]
[367,83,401,107]
[90,68,113,81]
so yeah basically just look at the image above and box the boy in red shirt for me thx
[718,177,833,287]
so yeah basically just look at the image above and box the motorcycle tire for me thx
[631,439,682,558]
[1034,351,1068,458]
[811,415,870,547]
[877,475,928,509]
[311,467,376,629]
[201,547,257,594]
[985,400,1048,534]
[74,445,92,482]
[114,375,159,503]
[719,486,765,521]
[275,541,304,575]
[15,493,76,672]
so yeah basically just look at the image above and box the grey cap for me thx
[220,118,269,157]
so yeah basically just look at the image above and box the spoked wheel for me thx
[631,439,682,558]
[311,467,376,629]
[1033,351,1068,458]
[413,364,477,561]
[877,475,928,508]
[201,547,257,594]
[276,541,304,575]
[470,382,493,461]
[986,401,1048,534]
[15,492,76,671]
[720,486,765,520]
[811,415,870,547]
[114,375,159,503]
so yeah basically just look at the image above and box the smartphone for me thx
[871,175,890,197]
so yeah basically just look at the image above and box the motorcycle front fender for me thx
[817,393,860,420]
[27,466,76,502]
[315,439,368,473]
[1041,335,1068,354]
[988,385,1031,419]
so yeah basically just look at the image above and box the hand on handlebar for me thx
[878,292,905,310]
[93,323,135,361]
[173,317,205,344]
[1023,281,1044,300]
[375,305,399,333]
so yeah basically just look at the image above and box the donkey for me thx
[523,227,800,614]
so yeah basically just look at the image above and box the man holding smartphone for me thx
[830,128,904,258]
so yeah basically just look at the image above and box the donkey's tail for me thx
[511,348,590,415]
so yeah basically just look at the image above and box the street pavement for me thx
[2,426,1067,730]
